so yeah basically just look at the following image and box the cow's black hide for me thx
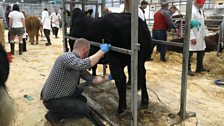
[69,8,153,114]
[0,44,9,89]
[168,33,224,53]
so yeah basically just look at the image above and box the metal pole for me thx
[101,0,105,16]
[61,0,68,52]
[131,0,138,125]
[179,0,192,119]
[152,39,183,47]
[81,0,85,11]
[95,1,99,18]
[217,25,222,56]
[66,36,132,55]
[101,0,106,75]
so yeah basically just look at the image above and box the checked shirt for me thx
[41,51,94,101]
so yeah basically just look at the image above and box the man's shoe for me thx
[160,59,167,62]
[146,57,153,61]
[45,43,51,46]
[45,113,62,126]
[195,68,209,73]
[188,71,194,76]
[79,95,87,103]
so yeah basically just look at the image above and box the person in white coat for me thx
[138,0,148,22]
[188,0,208,76]
[50,9,61,38]
[41,8,51,46]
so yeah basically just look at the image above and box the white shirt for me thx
[41,10,51,30]
[189,4,206,51]
[138,7,145,21]
[50,12,61,28]
[8,11,24,28]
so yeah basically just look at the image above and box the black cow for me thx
[69,8,153,114]
[168,33,224,53]
[68,8,104,76]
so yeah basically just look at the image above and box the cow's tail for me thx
[0,87,15,126]
[139,20,153,61]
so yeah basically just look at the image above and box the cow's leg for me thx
[139,62,149,109]
[68,41,75,52]
[109,61,127,115]
[36,33,39,44]
[91,65,97,76]
[126,64,141,90]
[31,35,34,45]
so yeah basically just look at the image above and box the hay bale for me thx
[204,52,224,76]
[0,20,5,49]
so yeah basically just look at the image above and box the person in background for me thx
[41,8,51,46]
[168,5,178,36]
[168,5,177,17]
[5,5,11,43]
[152,2,175,62]
[8,4,25,55]
[188,0,208,76]
[102,7,111,15]
[50,9,61,38]
[41,38,112,126]
[138,0,148,22]
[22,11,27,52]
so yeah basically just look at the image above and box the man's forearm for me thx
[89,50,105,66]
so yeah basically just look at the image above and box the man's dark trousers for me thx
[188,50,205,71]
[152,30,167,61]
[43,86,90,122]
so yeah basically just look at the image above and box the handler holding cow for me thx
[188,0,208,76]
[152,2,176,62]
[41,38,112,126]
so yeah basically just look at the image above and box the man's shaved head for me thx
[73,38,90,50]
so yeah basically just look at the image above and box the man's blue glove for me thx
[108,74,113,80]
[191,19,201,30]
[100,43,111,53]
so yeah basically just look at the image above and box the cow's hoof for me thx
[140,104,148,109]
[118,107,127,116]
[118,105,127,116]
[140,99,149,109]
